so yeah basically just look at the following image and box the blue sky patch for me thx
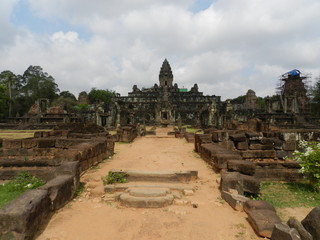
[10,0,92,40]
[190,0,214,13]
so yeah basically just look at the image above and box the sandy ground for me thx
[36,128,308,240]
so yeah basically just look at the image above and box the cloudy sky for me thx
[1,0,320,100]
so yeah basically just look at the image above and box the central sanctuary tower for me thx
[111,59,222,127]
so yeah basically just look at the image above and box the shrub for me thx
[293,141,320,190]
[103,172,128,184]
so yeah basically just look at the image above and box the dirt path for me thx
[37,128,261,240]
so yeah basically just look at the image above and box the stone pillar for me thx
[284,97,287,113]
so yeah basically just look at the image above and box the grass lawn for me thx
[0,173,44,208]
[0,129,51,139]
[259,181,320,208]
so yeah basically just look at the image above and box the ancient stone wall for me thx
[0,129,115,239]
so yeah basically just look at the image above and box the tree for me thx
[22,66,59,101]
[88,88,115,105]
[0,70,22,117]
[19,66,59,115]
[0,84,8,118]
[311,76,320,116]
[59,91,76,101]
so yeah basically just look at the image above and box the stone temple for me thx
[110,59,222,127]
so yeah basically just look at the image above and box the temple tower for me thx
[159,59,173,87]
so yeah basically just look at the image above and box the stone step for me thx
[108,170,198,183]
[119,191,174,208]
[105,181,194,193]
[127,188,170,197]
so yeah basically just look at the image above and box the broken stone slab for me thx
[242,174,260,194]
[247,209,282,238]
[212,153,242,169]
[227,160,256,176]
[119,192,174,208]
[287,217,313,240]
[271,223,301,240]
[301,207,320,240]
[220,172,244,195]
[243,200,276,213]
[0,189,51,240]
[221,190,249,211]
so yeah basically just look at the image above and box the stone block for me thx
[261,137,274,145]
[242,150,276,159]
[221,191,249,211]
[40,175,75,210]
[246,209,281,238]
[243,200,276,213]
[276,150,288,160]
[2,139,22,149]
[283,140,297,151]
[55,161,80,188]
[227,160,256,175]
[242,174,260,194]
[245,132,262,140]
[261,150,276,158]
[229,133,247,142]
[249,144,274,150]
[271,223,301,240]
[272,138,284,150]
[0,189,51,239]
[22,139,38,149]
[302,207,320,240]
[32,148,56,157]
[287,217,312,240]
[263,132,276,138]
[55,139,75,149]
[38,139,56,148]
[220,172,244,195]
[280,132,298,141]
[236,141,248,150]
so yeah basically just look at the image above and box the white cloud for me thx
[0,0,320,100]
[50,31,79,43]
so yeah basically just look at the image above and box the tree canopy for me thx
[88,88,115,104]
[0,66,60,117]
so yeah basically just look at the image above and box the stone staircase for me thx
[104,170,198,208]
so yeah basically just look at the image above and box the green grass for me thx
[103,172,128,184]
[258,181,320,208]
[0,172,44,208]
[0,129,51,139]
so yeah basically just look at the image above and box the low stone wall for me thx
[0,137,114,178]
[0,161,79,240]
[201,129,320,181]
[0,129,115,239]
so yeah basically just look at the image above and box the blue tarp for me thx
[287,69,300,76]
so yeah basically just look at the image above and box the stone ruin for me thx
[0,123,117,239]
[108,59,223,128]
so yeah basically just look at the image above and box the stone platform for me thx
[104,170,198,208]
